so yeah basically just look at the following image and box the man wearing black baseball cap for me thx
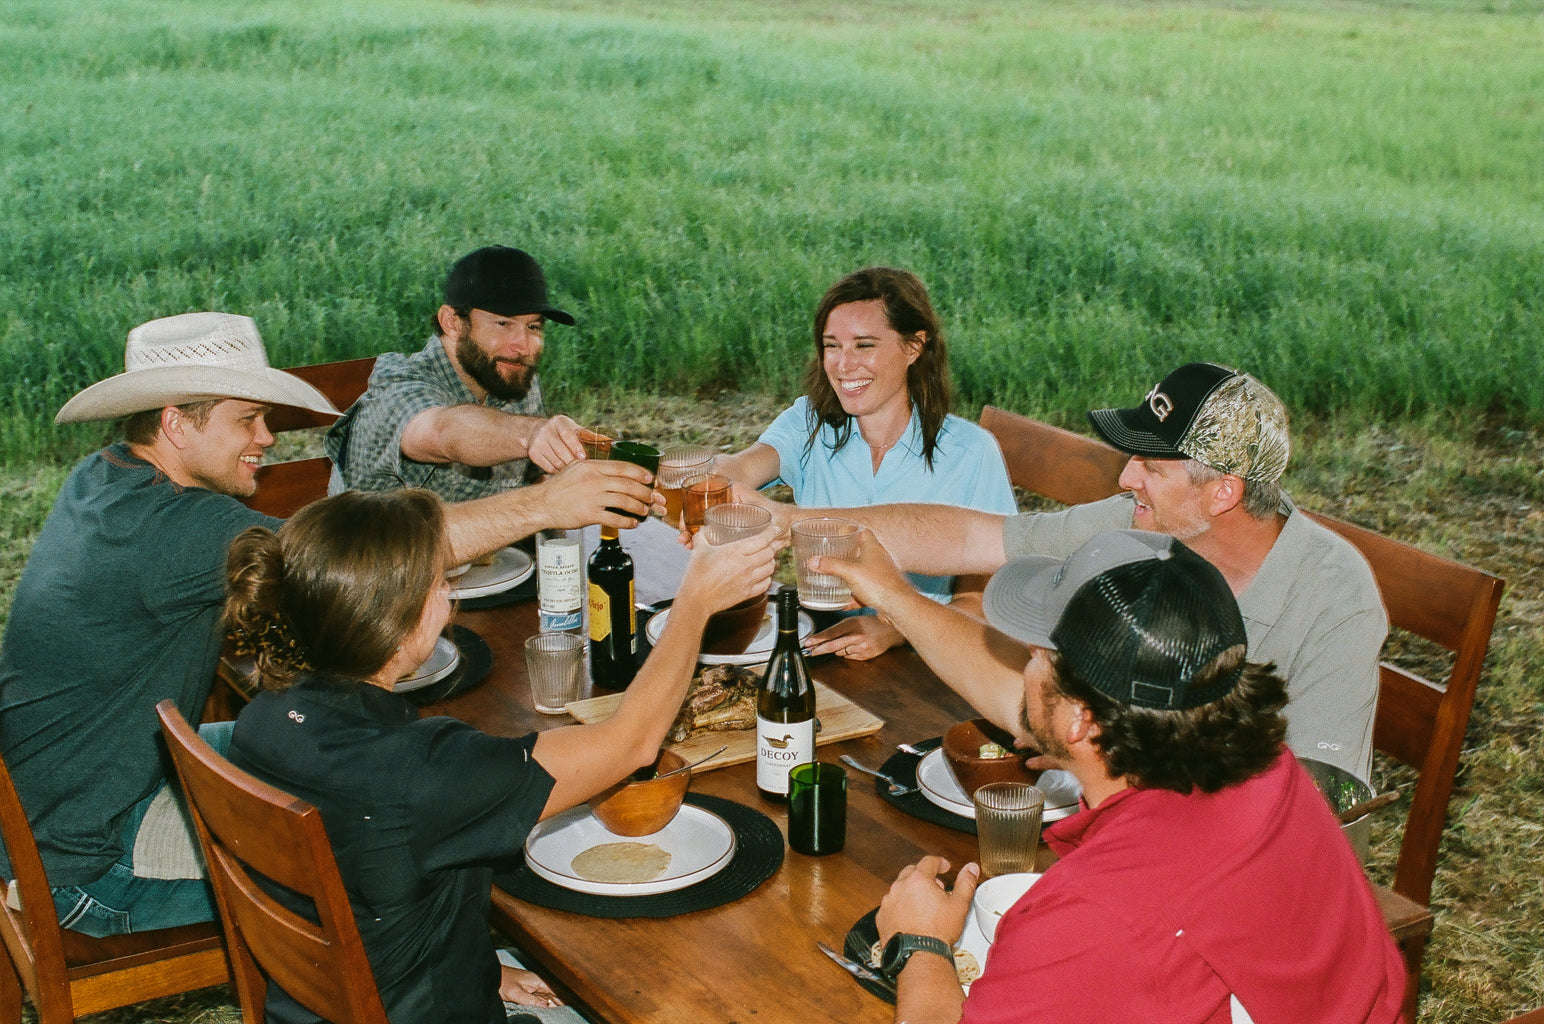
[784,362,1385,779]
[873,531,1405,1024]
[327,245,598,501]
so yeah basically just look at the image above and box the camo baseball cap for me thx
[1086,363,1290,483]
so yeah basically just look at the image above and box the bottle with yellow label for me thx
[587,527,636,689]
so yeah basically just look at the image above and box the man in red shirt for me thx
[868,529,1406,1024]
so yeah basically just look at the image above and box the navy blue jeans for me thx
[50,720,233,937]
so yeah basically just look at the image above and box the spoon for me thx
[896,741,931,756]
[651,745,729,782]
[839,755,917,796]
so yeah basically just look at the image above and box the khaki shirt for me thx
[1002,493,1386,777]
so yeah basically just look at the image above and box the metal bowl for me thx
[1298,756,1375,864]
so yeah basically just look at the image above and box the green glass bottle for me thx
[587,527,637,689]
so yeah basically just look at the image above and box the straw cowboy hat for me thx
[55,312,339,424]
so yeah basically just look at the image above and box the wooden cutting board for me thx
[564,680,883,771]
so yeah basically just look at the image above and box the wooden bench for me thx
[978,403,1506,1020]
[245,357,375,519]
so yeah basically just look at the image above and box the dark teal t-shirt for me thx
[0,444,276,884]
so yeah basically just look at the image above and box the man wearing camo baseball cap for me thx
[871,530,1406,1024]
[789,361,1386,781]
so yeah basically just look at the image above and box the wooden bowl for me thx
[587,749,690,837]
[702,594,769,655]
[942,719,1039,797]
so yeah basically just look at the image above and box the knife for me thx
[817,941,896,994]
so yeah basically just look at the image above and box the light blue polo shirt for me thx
[758,397,1017,603]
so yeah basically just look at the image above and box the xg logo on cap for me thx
[1146,384,1175,422]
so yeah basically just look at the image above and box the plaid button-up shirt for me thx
[324,335,545,502]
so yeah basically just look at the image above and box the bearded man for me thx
[326,245,597,500]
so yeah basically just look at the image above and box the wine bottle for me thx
[587,527,637,689]
[537,528,583,634]
[756,588,816,802]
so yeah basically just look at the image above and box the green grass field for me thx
[2,2,1542,1022]
[3,0,1543,464]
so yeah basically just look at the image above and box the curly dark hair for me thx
[800,267,952,470]
[1047,647,1288,794]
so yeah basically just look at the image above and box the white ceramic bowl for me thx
[970,872,1041,946]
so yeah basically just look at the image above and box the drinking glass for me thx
[790,518,861,610]
[580,427,616,461]
[525,632,587,715]
[703,502,772,545]
[788,762,846,855]
[608,440,660,522]
[657,445,716,528]
[972,782,1045,878]
[682,473,732,536]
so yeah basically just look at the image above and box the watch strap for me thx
[881,932,953,975]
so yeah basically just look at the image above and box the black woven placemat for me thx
[494,793,783,919]
[405,625,493,705]
[876,738,977,835]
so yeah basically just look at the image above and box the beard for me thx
[1018,692,1071,761]
[456,328,539,402]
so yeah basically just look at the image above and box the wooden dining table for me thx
[418,521,1432,1024]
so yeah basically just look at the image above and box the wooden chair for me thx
[979,405,1506,1019]
[978,404,1128,504]
[1502,1008,1544,1024]
[155,701,388,1024]
[0,752,227,1023]
[246,356,375,518]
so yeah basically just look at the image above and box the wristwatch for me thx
[881,932,953,975]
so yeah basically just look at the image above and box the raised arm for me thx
[440,459,659,565]
[400,406,587,474]
[714,442,782,491]
[811,530,1029,730]
[532,530,779,817]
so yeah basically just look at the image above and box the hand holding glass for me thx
[790,518,861,610]
[607,440,660,522]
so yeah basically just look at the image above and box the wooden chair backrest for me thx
[246,357,375,519]
[1305,511,1504,906]
[0,750,226,1022]
[156,702,388,1024]
[978,405,1127,504]
[978,404,1507,908]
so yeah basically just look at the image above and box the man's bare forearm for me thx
[401,405,542,467]
[871,585,1028,732]
[793,503,1009,577]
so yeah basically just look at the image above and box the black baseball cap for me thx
[1085,362,1291,482]
[443,246,575,326]
[983,530,1248,710]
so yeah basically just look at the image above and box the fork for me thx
[839,755,917,796]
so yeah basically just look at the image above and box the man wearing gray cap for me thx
[872,530,1404,1024]
[788,363,1384,777]
[0,311,656,937]
[326,245,598,500]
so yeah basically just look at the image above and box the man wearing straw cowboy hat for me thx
[0,311,657,937]
[326,245,600,501]
[871,530,1404,1024]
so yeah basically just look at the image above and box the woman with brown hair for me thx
[718,266,1015,660]
[223,488,776,1024]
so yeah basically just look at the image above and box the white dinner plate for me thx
[449,547,534,600]
[523,803,736,897]
[645,605,814,665]
[915,749,1082,822]
[393,635,461,693]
